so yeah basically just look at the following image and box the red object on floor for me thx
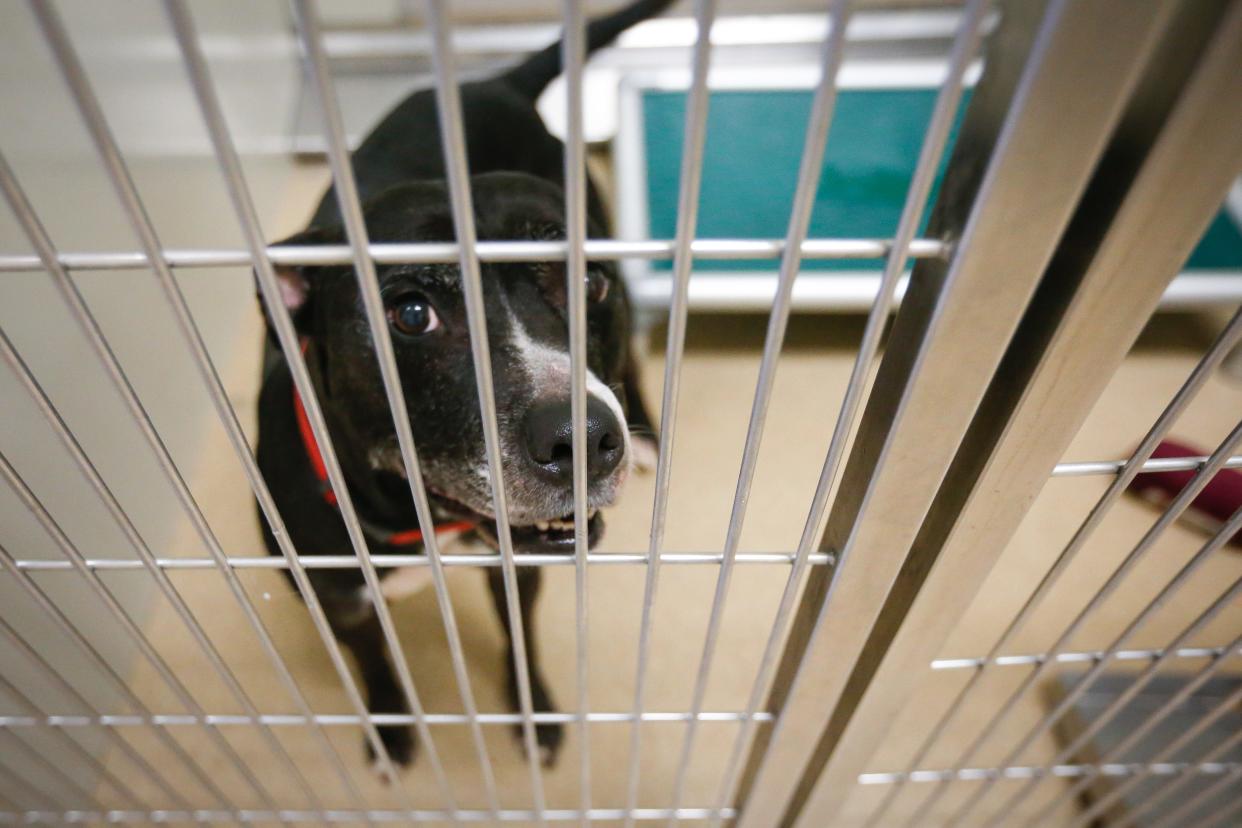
[1127,439,1242,549]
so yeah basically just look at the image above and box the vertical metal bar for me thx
[0,728,108,812]
[777,3,1239,822]
[881,302,1242,827]
[994,509,1242,825]
[1120,712,1242,827]
[1008,627,1242,826]
[734,2,1186,822]
[0,542,230,814]
[289,0,463,813]
[24,3,342,818]
[944,420,1242,827]
[560,3,591,822]
[664,2,854,823]
[420,0,548,818]
[1051,650,1242,826]
[0,741,68,813]
[0,661,146,809]
[0,327,331,823]
[173,20,465,825]
[162,0,500,816]
[0,143,391,824]
[1185,784,1242,828]
[622,1,715,825]
[0,616,190,811]
[1150,748,1242,828]
[16,5,409,819]
[0,762,50,813]
[708,3,987,824]
[0,456,276,817]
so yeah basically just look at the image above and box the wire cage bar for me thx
[0,238,951,272]
[864,303,1242,825]
[621,1,716,824]
[1038,642,1242,827]
[974,511,1242,826]
[790,2,1242,824]
[420,0,549,816]
[1101,714,1242,827]
[732,3,1202,824]
[2,0,1241,826]
[936,421,1242,826]
[665,0,854,823]
[559,5,593,822]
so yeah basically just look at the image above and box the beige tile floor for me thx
[90,161,1242,827]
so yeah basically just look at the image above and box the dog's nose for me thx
[523,395,624,484]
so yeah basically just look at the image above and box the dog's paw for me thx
[367,725,416,780]
[630,434,658,473]
[512,721,563,767]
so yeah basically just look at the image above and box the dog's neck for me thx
[290,372,473,548]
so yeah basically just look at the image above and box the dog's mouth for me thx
[372,458,612,553]
[474,509,604,553]
[421,487,605,553]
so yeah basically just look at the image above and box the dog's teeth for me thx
[536,520,550,531]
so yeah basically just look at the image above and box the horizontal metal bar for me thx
[1051,454,1242,477]
[631,271,1242,313]
[6,249,1233,312]
[0,808,737,824]
[315,9,976,59]
[0,711,774,728]
[9,551,832,571]
[930,644,1240,670]
[0,238,948,272]
[858,761,1242,785]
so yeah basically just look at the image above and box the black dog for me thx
[256,0,669,770]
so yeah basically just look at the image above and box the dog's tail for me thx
[501,0,676,100]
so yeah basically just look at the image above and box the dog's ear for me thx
[274,262,310,315]
[258,226,333,335]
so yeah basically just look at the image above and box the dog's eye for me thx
[586,270,609,304]
[386,294,441,336]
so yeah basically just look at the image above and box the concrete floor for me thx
[86,158,1242,828]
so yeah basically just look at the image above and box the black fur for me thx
[256,0,668,771]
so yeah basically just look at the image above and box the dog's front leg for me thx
[486,567,562,766]
[316,573,416,773]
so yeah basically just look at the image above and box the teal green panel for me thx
[1185,210,1242,270]
[642,88,958,272]
[640,88,1242,274]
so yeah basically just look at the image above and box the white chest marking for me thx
[379,566,436,601]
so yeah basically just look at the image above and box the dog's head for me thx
[270,171,632,552]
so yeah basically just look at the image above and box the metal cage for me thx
[1,0,1240,825]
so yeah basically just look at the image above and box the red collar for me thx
[291,366,472,548]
